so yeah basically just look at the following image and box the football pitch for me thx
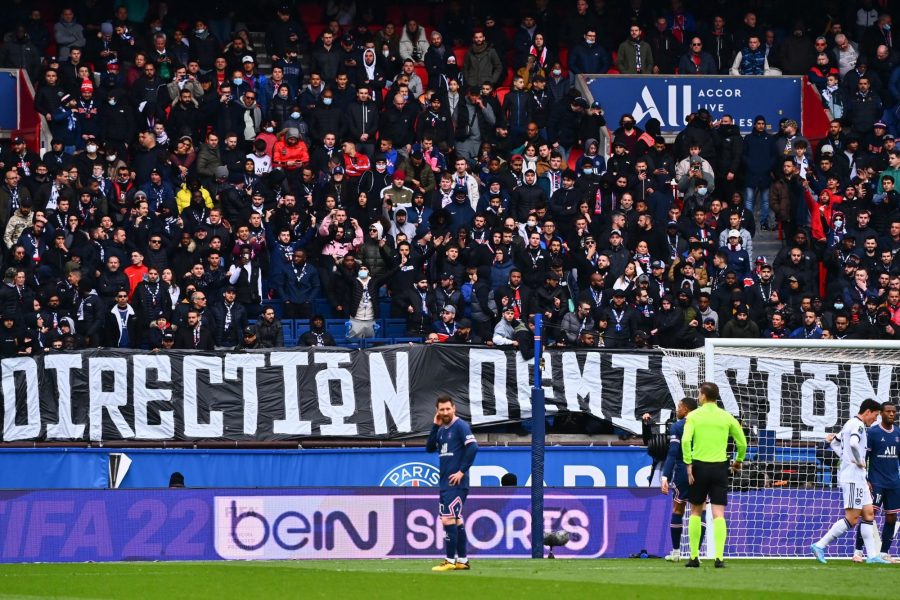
[1,559,899,599]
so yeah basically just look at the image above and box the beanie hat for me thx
[80,79,94,94]
[392,169,406,181]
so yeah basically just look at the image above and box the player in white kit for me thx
[810,399,889,564]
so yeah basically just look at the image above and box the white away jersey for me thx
[837,416,869,485]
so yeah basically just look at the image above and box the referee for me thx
[681,382,747,568]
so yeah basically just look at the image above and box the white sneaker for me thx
[665,549,681,562]
[852,550,865,563]
[879,552,899,564]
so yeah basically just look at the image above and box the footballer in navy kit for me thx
[659,396,698,562]
[426,395,478,571]
[853,402,900,562]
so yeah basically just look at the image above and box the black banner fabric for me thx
[1,346,677,442]
[4,345,893,442]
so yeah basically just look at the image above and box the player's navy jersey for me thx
[662,418,687,482]
[428,417,478,491]
[867,423,900,490]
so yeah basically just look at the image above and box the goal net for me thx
[659,339,900,559]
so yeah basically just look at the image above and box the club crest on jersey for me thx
[380,462,441,487]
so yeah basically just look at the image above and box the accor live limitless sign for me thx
[0,346,894,442]
[585,76,802,133]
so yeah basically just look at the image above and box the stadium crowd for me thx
[1,0,900,355]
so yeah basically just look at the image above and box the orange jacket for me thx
[272,138,309,170]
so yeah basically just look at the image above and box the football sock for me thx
[881,521,896,555]
[713,517,727,560]
[456,524,468,562]
[688,515,702,559]
[855,526,864,551]
[670,512,684,550]
[860,520,880,558]
[816,517,850,548]
[444,524,458,562]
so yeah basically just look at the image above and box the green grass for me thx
[0,559,898,599]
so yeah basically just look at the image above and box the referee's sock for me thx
[860,519,880,558]
[444,524,458,562]
[882,520,896,554]
[670,513,684,550]
[688,515,702,559]
[713,517,727,560]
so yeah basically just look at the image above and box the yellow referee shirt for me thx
[682,402,748,465]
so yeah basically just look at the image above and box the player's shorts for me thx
[687,461,729,506]
[671,474,690,504]
[439,488,468,519]
[841,481,873,510]
[872,487,900,513]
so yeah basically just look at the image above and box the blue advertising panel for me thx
[0,70,18,130]
[584,75,802,134]
[0,487,848,561]
[0,447,656,489]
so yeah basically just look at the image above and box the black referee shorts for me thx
[687,461,730,506]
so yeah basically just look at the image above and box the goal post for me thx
[658,339,900,558]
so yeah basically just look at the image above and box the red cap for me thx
[80,79,94,94]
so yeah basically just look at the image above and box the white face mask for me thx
[527,220,537,227]
[290,111,301,119]
[358,269,369,279]
[106,154,116,162]
[264,127,274,133]
[86,144,97,153]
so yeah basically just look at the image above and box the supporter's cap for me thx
[458,318,473,328]
[342,34,354,44]
[11,136,25,145]
[392,169,406,180]
[760,262,773,271]
[704,317,716,324]
[820,144,834,154]
[651,260,666,269]
[101,22,114,35]
[591,100,602,109]
[440,272,454,280]
[787,275,799,282]
[59,94,72,105]
[666,220,678,228]
[224,285,237,293]
[442,305,457,315]
[133,190,148,200]
[242,55,255,64]
[107,60,120,72]
[727,229,741,239]
[278,4,291,14]
[846,254,861,264]
[214,165,229,178]
[756,255,768,264]
[162,332,175,341]
[572,97,589,108]
[149,167,161,175]
[736,304,750,315]
[503,305,515,313]
[243,326,257,336]
[866,292,880,302]
[454,185,468,195]
[885,134,895,140]
[610,229,622,236]
[331,166,344,175]
[613,140,627,147]
[612,288,627,297]
[875,121,888,129]
[511,154,524,161]
[690,156,703,164]
[411,150,424,159]
[81,79,94,94]
[636,273,650,283]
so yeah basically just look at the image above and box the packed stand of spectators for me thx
[1,1,900,357]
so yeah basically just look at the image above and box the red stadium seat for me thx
[557,47,569,72]
[298,4,323,23]
[567,147,584,170]
[414,64,429,89]
[453,47,467,65]
[495,86,510,105]
[501,67,513,87]
[306,24,326,44]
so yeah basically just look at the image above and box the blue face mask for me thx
[696,187,708,196]
[323,97,333,106]
[290,111,301,119]
[583,168,592,174]
[232,78,243,87]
